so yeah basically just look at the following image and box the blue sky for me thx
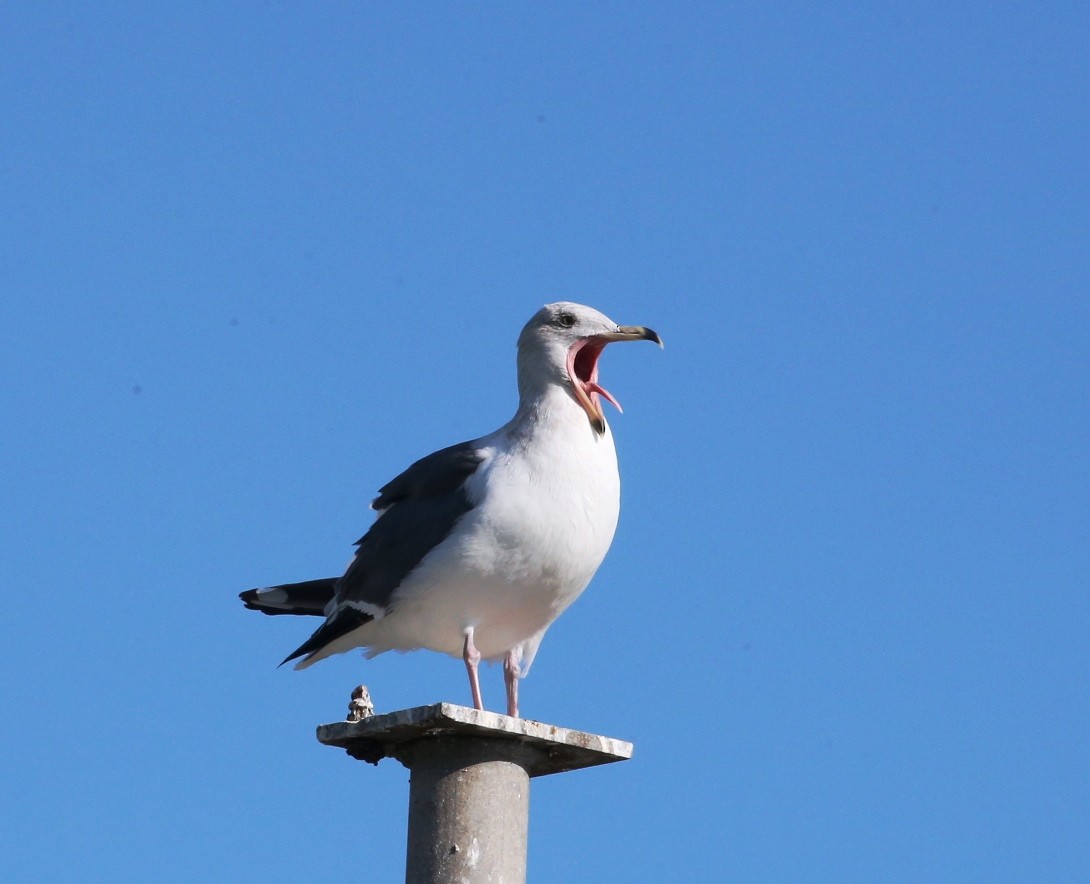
[2,3,1088,881]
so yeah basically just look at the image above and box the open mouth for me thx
[565,325,661,435]
[566,338,624,436]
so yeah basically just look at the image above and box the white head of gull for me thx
[241,302,662,717]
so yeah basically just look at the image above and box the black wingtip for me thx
[276,607,376,670]
[278,649,304,668]
[239,588,284,616]
[239,579,337,616]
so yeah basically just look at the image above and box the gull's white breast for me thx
[367,397,621,663]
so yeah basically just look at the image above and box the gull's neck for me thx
[499,344,610,449]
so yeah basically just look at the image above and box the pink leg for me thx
[463,629,484,711]
[503,649,520,718]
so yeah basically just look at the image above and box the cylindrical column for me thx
[317,703,634,882]
[400,737,537,884]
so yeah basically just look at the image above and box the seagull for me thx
[240,302,661,717]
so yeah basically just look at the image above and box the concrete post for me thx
[317,703,633,884]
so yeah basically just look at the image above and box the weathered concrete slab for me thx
[316,702,633,776]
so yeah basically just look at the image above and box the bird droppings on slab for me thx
[346,685,374,722]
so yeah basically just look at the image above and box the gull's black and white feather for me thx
[240,302,661,717]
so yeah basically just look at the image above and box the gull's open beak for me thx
[603,326,664,347]
[567,325,663,435]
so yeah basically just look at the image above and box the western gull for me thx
[240,302,661,717]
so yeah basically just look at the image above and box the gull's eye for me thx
[556,312,576,329]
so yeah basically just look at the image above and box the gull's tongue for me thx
[586,381,623,413]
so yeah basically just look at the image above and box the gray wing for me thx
[281,441,485,664]
[371,440,485,511]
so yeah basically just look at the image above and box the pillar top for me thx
[317,702,633,776]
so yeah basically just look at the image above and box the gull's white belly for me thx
[368,419,621,660]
